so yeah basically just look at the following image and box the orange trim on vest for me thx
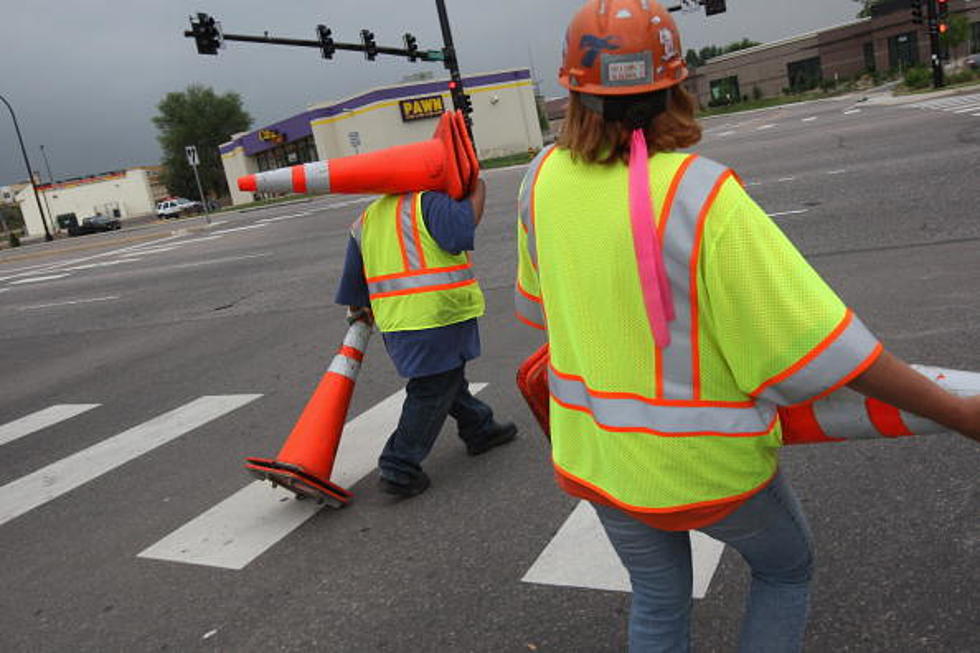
[292,164,307,194]
[689,170,733,400]
[529,147,559,270]
[371,278,477,300]
[655,154,699,398]
[393,195,411,271]
[549,391,777,437]
[366,262,473,284]
[516,281,542,304]
[550,364,756,408]
[554,460,778,514]
[409,193,428,269]
[515,311,546,330]
[865,398,914,437]
[808,343,883,404]
[751,310,855,398]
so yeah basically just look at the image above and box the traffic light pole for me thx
[434,0,472,138]
[927,0,945,89]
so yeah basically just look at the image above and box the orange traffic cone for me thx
[517,345,979,445]
[245,319,373,507]
[238,111,474,200]
[452,110,481,192]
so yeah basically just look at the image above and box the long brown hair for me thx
[558,86,702,165]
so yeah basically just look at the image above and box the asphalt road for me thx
[0,89,978,652]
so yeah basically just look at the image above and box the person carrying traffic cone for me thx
[335,115,517,499]
[513,1,980,650]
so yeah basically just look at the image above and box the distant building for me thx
[15,167,160,237]
[686,0,980,107]
[221,68,543,206]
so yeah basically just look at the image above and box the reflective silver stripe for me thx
[252,166,294,194]
[659,156,729,400]
[368,266,475,297]
[305,161,331,193]
[811,387,876,440]
[757,314,880,405]
[327,356,361,380]
[549,367,775,435]
[519,145,556,267]
[399,194,423,270]
[350,215,363,247]
[515,285,545,327]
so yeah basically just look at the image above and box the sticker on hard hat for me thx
[601,52,653,86]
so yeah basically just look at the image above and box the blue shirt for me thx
[335,192,481,378]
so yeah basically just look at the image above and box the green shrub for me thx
[904,66,932,90]
[8,232,20,248]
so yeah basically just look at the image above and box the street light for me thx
[0,93,53,241]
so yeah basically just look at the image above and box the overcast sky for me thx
[0,0,865,186]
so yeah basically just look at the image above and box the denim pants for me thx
[378,364,493,484]
[593,471,813,653]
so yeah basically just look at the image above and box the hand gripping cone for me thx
[245,320,373,507]
[517,345,979,444]
[238,112,471,200]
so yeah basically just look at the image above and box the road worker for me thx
[337,181,517,498]
[514,1,980,650]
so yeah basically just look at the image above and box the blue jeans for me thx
[593,471,813,653]
[379,364,493,484]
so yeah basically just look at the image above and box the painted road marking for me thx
[844,109,861,115]
[257,212,310,223]
[0,395,261,528]
[757,124,776,131]
[777,177,796,182]
[0,404,101,448]
[210,225,267,235]
[802,116,818,122]
[139,385,487,570]
[522,501,726,599]
[743,181,762,187]
[952,104,980,114]
[827,169,848,175]
[717,130,736,137]
[9,274,70,285]
[770,209,810,218]
[19,296,120,311]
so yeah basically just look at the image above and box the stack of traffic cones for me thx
[238,110,480,200]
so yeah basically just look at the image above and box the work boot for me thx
[466,421,518,456]
[378,471,431,498]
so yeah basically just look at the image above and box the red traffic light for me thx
[448,80,458,90]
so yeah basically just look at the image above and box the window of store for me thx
[255,136,319,172]
[863,42,876,72]
[709,76,741,105]
[971,21,980,54]
[787,57,822,93]
[888,32,919,70]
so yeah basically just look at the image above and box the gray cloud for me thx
[1,0,863,185]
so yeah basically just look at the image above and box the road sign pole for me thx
[185,145,210,224]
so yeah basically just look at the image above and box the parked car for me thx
[966,54,979,71]
[67,213,121,236]
[156,197,202,219]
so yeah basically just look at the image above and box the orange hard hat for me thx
[559,0,688,96]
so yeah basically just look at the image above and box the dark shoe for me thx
[378,471,431,498]
[466,421,518,456]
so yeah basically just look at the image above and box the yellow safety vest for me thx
[353,192,485,333]
[516,146,880,512]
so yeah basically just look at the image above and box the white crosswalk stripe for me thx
[139,384,487,570]
[907,92,980,116]
[0,395,261,528]
[0,404,101,447]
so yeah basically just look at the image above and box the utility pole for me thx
[39,145,55,232]
[0,93,53,241]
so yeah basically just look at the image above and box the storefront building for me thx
[221,68,543,205]
[686,0,980,107]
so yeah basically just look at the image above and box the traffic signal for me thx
[361,29,377,61]
[910,0,923,25]
[936,0,949,35]
[404,33,419,62]
[704,0,727,16]
[317,25,335,59]
[190,13,222,55]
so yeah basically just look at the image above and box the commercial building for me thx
[686,0,980,107]
[14,167,164,238]
[221,68,543,205]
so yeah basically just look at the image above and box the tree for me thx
[852,0,886,18]
[152,85,252,200]
[941,14,971,64]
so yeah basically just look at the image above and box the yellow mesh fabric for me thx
[362,193,485,332]
[700,179,849,397]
